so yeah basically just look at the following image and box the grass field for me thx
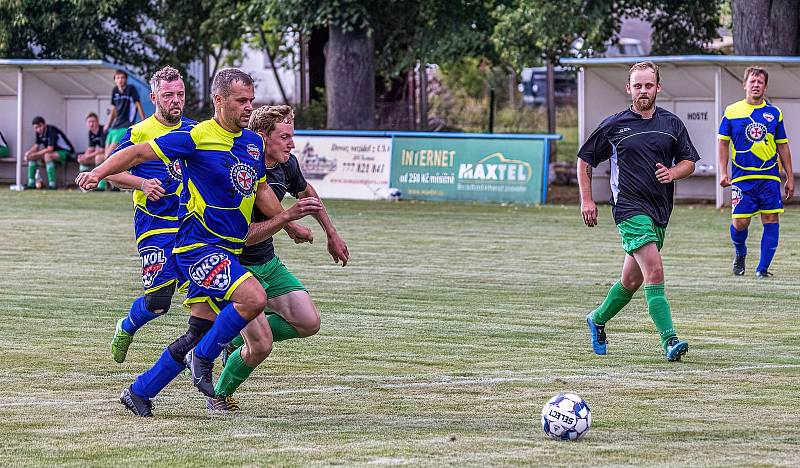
[1,190,799,466]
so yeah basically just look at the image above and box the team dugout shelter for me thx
[0,59,154,189]
[562,56,800,208]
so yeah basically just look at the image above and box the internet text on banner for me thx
[390,137,547,203]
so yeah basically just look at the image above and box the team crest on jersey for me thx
[247,143,261,159]
[731,185,742,211]
[140,246,167,288]
[166,160,182,181]
[190,252,231,290]
[762,112,775,123]
[745,122,767,143]
[230,163,258,197]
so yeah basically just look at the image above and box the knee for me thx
[620,277,642,292]
[167,316,214,362]
[144,285,175,314]
[245,339,272,363]
[646,266,664,284]
[239,289,267,317]
[296,313,320,338]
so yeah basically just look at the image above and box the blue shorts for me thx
[731,179,784,218]
[138,233,183,294]
[176,245,252,312]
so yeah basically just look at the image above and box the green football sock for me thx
[227,314,301,350]
[214,347,255,396]
[643,283,676,349]
[27,161,37,185]
[97,179,107,190]
[268,313,300,341]
[229,335,245,349]
[590,281,634,325]
[45,161,56,187]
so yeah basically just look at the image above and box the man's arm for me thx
[777,143,795,200]
[298,183,349,265]
[75,143,158,190]
[106,172,165,200]
[247,182,323,244]
[577,158,597,227]
[105,107,117,132]
[655,159,695,183]
[718,139,731,187]
[135,101,146,122]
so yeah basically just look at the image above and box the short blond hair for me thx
[249,105,294,135]
[628,61,660,84]
[150,65,183,93]
[743,66,768,85]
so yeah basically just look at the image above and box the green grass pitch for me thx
[1,190,798,466]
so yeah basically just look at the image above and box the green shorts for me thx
[245,256,306,299]
[55,149,71,163]
[106,127,128,145]
[617,215,666,255]
[0,146,8,158]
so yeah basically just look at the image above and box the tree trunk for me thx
[733,0,799,55]
[325,24,374,129]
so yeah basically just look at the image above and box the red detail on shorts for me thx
[142,264,164,275]
[202,258,231,287]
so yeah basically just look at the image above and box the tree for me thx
[732,0,799,55]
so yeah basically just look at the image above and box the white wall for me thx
[20,73,66,152]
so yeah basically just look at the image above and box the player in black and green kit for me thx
[24,116,75,189]
[207,105,350,411]
[577,61,699,362]
[97,69,145,191]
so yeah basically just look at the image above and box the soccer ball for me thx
[541,393,591,441]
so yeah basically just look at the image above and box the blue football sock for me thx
[195,303,249,360]
[730,224,748,256]
[121,297,161,335]
[756,223,779,273]
[131,349,185,400]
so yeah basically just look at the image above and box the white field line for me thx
[2,363,796,407]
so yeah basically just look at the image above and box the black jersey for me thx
[578,107,699,228]
[110,85,141,129]
[239,154,309,266]
[88,128,105,148]
[35,124,75,153]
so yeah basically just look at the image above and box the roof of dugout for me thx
[562,56,800,208]
[0,59,154,189]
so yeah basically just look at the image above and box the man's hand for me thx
[581,199,598,227]
[327,234,349,266]
[285,222,314,244]
[655,162,674,184]
[141,178,165,201]
[785,178,795,201]
[719,172,731,187]
[76,171,101,191]
[284,197,323,221]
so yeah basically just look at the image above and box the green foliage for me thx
[493,0,722,70]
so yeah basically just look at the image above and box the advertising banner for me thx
[390,137,547,203]
[291,136,391,199]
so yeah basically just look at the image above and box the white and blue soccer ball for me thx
[541,392,591,441]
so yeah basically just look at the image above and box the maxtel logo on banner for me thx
[391,137,546,203]
[190,252,232,290]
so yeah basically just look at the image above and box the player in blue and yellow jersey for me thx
[579,62,698,362]
[207,105,350,411]
[76,68,322,417]
[718,66,795,278]
[103,66,196,364]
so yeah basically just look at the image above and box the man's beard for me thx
[158,104,181,124]
[633,95,656,112]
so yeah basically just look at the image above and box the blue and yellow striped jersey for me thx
[718,99,788,184]
[113,115,196,243]
[149,118,266,254]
